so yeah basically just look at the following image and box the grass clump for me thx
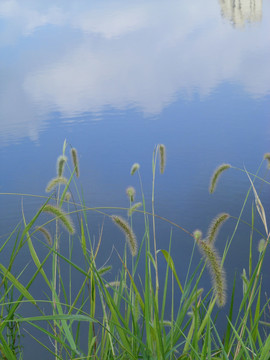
[1,142,270,360]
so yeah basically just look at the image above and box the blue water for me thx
[0,0,270,357]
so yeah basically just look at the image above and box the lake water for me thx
[0,0,270,357]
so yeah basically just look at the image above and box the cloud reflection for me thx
[0,0,270,143]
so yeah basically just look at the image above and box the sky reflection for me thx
[0,0,270,144]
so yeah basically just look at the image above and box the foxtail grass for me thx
[71,148,79,178]
[45,176,68,193]
[128,202,142,216]
[1,142,270,360]
[196,238,226,307]
[126,186,135,202]
[35,226,52,246]
[112,215,138,256]
[264,153,270,168]
[207,213,229,245]
[42,204,75,235]
[130,163,140,175]
[209,163,231,193]
[57,155,67,177]
[258,238,265,253]
[158,144,166,174]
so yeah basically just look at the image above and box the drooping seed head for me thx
[42,204,75,235]
[45,176,68,193]
[65,192,72,202]
[105,281,121,288]
[71,148,79,178]
[112,215,137,256]
[258,238,266,253]
[126,186,135,202]
[128,202,142,216]
[209,163,231,194]
[36,226,52,246]
[57,155,67,177]
[197,240,226,307]
[264,153,270,169]
[207,213,230,245]
[130,163,140,175]
[158,144,166,174]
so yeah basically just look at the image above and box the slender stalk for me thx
[152,146,159,296]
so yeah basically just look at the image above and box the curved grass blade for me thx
[158,249,183,293]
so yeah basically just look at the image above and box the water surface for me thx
[0,0,270,357]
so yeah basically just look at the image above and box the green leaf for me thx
[0,263,36,305]
[159,249,183,293]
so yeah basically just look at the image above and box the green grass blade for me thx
[159,249,183,293]
[0,263,36,305]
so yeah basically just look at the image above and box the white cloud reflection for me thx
[0,0,270,143]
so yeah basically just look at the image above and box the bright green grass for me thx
[0,141,270,360]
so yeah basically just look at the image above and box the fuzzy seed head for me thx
[126,186,135,202]
[112,215,138,256]
[209,164,231,194]
[65,192,72,202]
[258,238,266,253]
[57,155,67,177]
[71,148,79,178]
[130,163,140,175]
[264,153,270,169]
[207,213,229,245]
[197,240,226,307]
[193,229,203,242]
[158,144,166,174]
[105,281,121,288]
[128,202,142,216]
[46,176,68,193]
[42,204,75,235]
[36,226,52,246]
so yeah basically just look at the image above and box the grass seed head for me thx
[193,229,203,242]
[57,155,67,177]
[197,240,226,307]
[258,238,266,253]
[42,204,75,235]
[264,153,270,169]
[126,186,135,202]
[45,176,68,193]
[128,202,142,216]
[209,163,231,194]
[65,192,72,202]
[112,215,138,256]
[207,213,230,245]
[158,144,166,174]
[71,148,80,178]
[36,226,52,246]
[130,163,140,175]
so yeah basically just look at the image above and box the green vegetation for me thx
[0,141,270,359]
